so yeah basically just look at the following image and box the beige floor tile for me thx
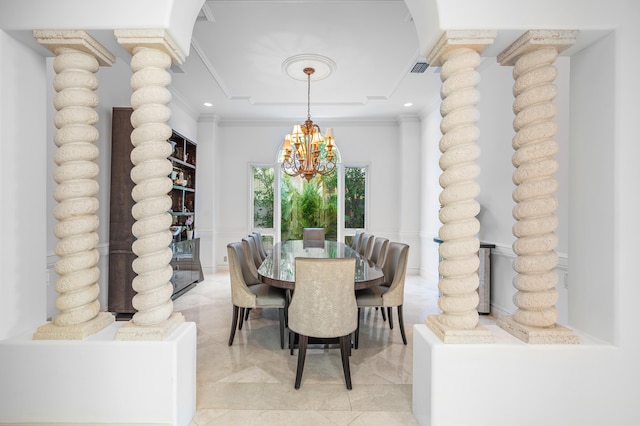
[174,271,439,424]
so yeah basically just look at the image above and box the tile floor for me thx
[174,271,442,426]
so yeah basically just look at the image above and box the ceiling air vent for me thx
[410,62,429,73]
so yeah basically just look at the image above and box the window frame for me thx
[341,163,370,244]
[248,163,278,245]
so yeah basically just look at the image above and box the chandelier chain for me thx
[306,67,312,121]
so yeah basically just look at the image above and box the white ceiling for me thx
[170,0,443,121]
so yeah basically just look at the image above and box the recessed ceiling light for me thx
[203,102,213,107]
[404,102,413,107]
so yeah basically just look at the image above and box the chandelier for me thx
[281,67,337,181]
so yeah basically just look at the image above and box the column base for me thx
[497,315,580,344]
[33,311,115,340]
[116,312,185,341]
[425,315,495,343]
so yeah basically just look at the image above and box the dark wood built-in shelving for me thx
[108,107,203,318]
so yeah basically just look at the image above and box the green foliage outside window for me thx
[344,167,366,229]
[281,172,338,241]
[254,165,365,243]
[253,167,274,228]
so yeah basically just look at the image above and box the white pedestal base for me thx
[0,321,196,425]
[413,324,621,426]
[497,315,580,344]
[425,315,495,343]
[33,311,115,340]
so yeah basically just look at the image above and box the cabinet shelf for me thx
[169,130,197,230]
[169,156,196,169]
[172,185,195,192]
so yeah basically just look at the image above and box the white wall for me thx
[195,115,217,273]
[569,33,616,343]
[398,116,422,270]
[419,107,442,285]
[0,30,48,339]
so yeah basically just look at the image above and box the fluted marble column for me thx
[33,30,115,340]
[114,30,185,340]
[497,30,579,344]
[425,30,496,344]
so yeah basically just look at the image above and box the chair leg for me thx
[228,305,239,346]
[381,306,387,321]
[398,305,407,345]
[284,290,290,327]
[238,307,245,330]
[290,331,296,355]
[244,308,251,321]
[294,335,308,389]
[340,335,353,390]
[387,307,394,329]
[279,308,285,349]
[355,308,361,349]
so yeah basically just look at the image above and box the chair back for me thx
[227,242,258,308]
[241,237,262,283]
[369,237,389,268]
[243,234,263,269]
[357,233,375,259]
[351,230,364,250]
[251,231,268,260]
[288,258,357,338]
[303,227,325,248]
[381,242,409,307]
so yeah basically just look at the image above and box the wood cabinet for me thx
[171,238,204,297]
[169,131,197,236]
[108,107,203,317]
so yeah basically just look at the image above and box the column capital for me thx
[498,29,579,66]
[33,29,115,66]
[426,30,497,67]
[114,29,185,65]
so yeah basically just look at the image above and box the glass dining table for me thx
[257,240,384,290]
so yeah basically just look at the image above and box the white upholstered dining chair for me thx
[251,231,269,260]
[302,227,325,248]
[351,230,364,251]
[357,233,375,259]
[288,257,357,390]
[227,242,287,349]
[369,237,389,269]
[244,234,264,269]
[355,242,409,348]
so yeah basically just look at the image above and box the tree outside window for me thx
[252,166,275,251]
[345,166,366,228]
[281,172,337,241]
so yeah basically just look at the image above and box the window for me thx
[250,153,367,245]
[251,166,275,252]
[343,166,367,246]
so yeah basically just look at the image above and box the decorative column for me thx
[425,30,496,344]
[33,30,115,340]
[497,30,580,344]
[114,30,185,340]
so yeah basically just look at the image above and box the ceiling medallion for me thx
[282,54,337,81]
